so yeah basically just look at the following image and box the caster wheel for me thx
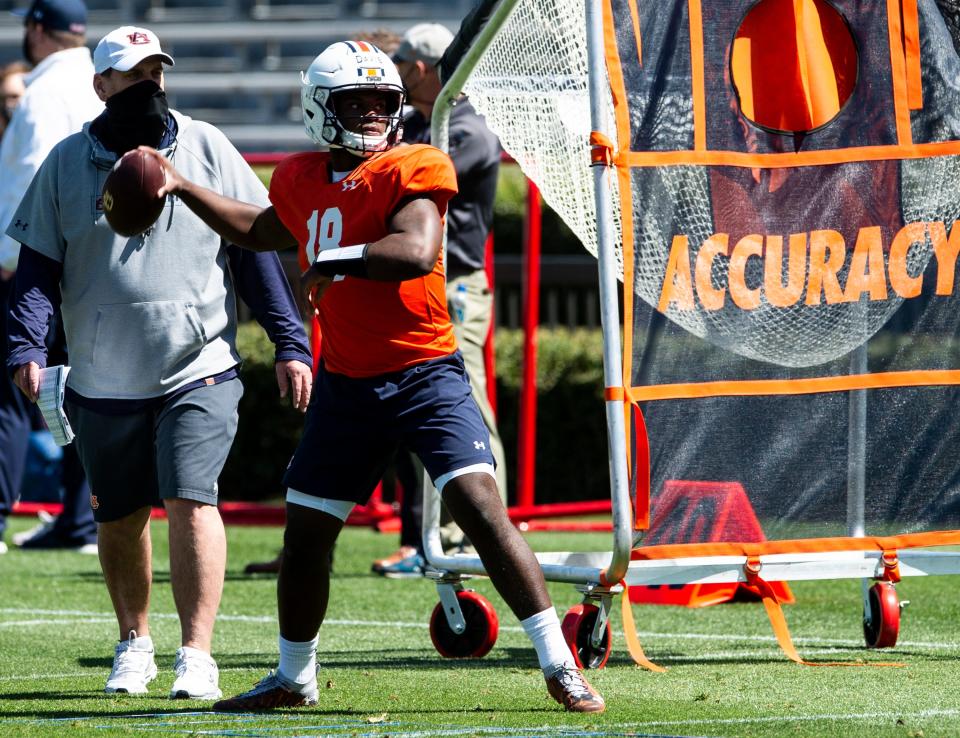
[863,581,900,648]
[430,590,499,658]
[561,603,611,669]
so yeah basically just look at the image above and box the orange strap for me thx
[743,558,807,664]
[688,0,706,151]
[887,0,913,144]
[626,369,960,403]
[620,138,960,169]
[743,558,903,667]
[627,0,642,69]
[590,131,615,167]
[604,386,624,401]
[881,550,902,583]
[902,0,923,110]
[604,385,650,530]
[620,584,667,672]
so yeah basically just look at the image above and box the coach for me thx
[5,26,312,699]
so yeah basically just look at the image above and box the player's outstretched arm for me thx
[141,147,297,253]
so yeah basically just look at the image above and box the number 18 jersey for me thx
[269,144,459,378]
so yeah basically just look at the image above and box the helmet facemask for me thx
[320,86,404,157]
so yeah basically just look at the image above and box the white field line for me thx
[1,607,959,651]
[11,709,960,735]
[630,708,960,729]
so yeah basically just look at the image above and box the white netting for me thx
[460,0,621,274]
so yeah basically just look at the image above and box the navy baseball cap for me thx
[12,0,87,34]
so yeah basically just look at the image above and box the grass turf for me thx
[0,518,959,737]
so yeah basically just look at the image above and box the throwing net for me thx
[447,0,960,553]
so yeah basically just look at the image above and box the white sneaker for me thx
[105,631,157,694]
[170,647,222,699]
[0,541,7,555]
[12,511,55,546]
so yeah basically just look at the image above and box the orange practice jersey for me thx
[269,144,459,377]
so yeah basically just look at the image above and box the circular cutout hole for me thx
[731,0,858,134]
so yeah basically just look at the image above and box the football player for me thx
[144,40,605,714]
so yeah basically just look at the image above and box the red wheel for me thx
[430,590,499,658]
[561,603,611,670]
[863,582,900,648]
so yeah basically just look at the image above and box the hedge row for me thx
[221,323,611,504]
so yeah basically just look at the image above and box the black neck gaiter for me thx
[101,80,170,154]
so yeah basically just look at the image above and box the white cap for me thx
[93,26,174,74]
[393,23,454,66]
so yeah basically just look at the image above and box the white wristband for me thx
[314,243,367,265]
[312,243,369,277]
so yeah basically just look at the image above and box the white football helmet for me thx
[301,41,405,157]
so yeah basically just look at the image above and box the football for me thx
[101,149,167,237]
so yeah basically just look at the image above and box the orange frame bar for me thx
[627,369,960,402]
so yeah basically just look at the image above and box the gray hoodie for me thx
[7,110,272,399]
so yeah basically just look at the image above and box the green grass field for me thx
[1,518,959,737]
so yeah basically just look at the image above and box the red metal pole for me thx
[517,181,541,509]
[483,233,497,416]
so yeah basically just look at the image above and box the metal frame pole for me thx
[585,0,633,583]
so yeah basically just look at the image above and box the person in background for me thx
[6,26,313,699]
[371,22,508,577]
[0,61,29,141]
[0,0,102,556]
[0,58,29,555]
[145,39,604,714]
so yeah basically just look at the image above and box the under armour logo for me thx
[12,219,27,231]
[127,32,151,44]
[474,441,486,450]
[342,180,360,192]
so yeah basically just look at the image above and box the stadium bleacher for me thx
[0,0,470,151]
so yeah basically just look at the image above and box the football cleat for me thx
[213,670,318,712]
[544,664,606,713]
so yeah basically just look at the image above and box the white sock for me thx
[278,634,318,686]
[520,607,575,672]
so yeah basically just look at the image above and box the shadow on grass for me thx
[0,700,562,720]
[205,646,543,672]
[65,570,378,584]
[72,644,941,674]
[605,642,947,667]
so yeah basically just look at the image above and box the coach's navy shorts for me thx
[283,351,495,504]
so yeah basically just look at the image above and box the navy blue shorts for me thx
[283,352,495,504]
